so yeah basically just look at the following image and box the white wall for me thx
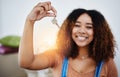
[0,0,2,37]
[1,0,32,37]
[0,0,120,76]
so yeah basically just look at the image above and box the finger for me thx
[36,1,56,15]
[33,5,44,15]
[51,6,57,16]
[44,2,51,11]
[36,2,46,11]
[45,12,56,17]
[47,1,51,10]
[40,2,50,11]
[34,3,44,13]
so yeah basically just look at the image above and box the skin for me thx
[18,1,57,70]
[72,13,93,48]
[70,13,95,73]
[19,1,96,74]
[72,13,94,58]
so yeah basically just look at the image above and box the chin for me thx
[77,44,88,47]
[75,42,90,48]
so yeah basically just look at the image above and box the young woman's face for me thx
[72,13,94,47]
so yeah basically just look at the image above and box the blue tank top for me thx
[61,58,104,77]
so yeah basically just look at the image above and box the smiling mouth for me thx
[75,35,88,41]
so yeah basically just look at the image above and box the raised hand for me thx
[27,1,57,22]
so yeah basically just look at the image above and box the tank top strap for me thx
[61,57,69,77]
[61,58,104,77]
[94,61,104,77]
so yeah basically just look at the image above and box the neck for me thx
[77,47,89,60]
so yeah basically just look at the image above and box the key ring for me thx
[51,17,60,28]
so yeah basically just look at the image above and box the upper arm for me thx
[107,59,118,77]
[100,58,118,77]
[27,49,59,70]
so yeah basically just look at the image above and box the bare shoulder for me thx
[104,58,116,66]
[102,58,117,69]
[101,58,118,77]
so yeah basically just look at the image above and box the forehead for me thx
[76,13,92,23]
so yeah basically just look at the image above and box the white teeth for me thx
[77,36,86,41]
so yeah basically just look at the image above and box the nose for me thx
[78,27,86,34]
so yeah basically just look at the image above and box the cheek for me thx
[72,28,76,39]
[72,28,77,34]
[89,30,94,40]
[88,29,94,36]
[90,31,94,36]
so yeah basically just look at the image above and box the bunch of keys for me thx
[51,17,60,28]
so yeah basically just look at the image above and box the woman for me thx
[18,1,118,77]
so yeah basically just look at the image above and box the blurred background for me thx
[0,0,120,77]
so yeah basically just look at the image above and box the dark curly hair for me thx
[56,8,116,64]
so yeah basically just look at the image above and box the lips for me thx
[75,35,88,41]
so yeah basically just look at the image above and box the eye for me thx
[75,24,80,27]
[75,23,81,27]
[86,26,93,29]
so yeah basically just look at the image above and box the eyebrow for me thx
[76,21,93,25]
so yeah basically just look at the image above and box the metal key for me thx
[51,17,60,28]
